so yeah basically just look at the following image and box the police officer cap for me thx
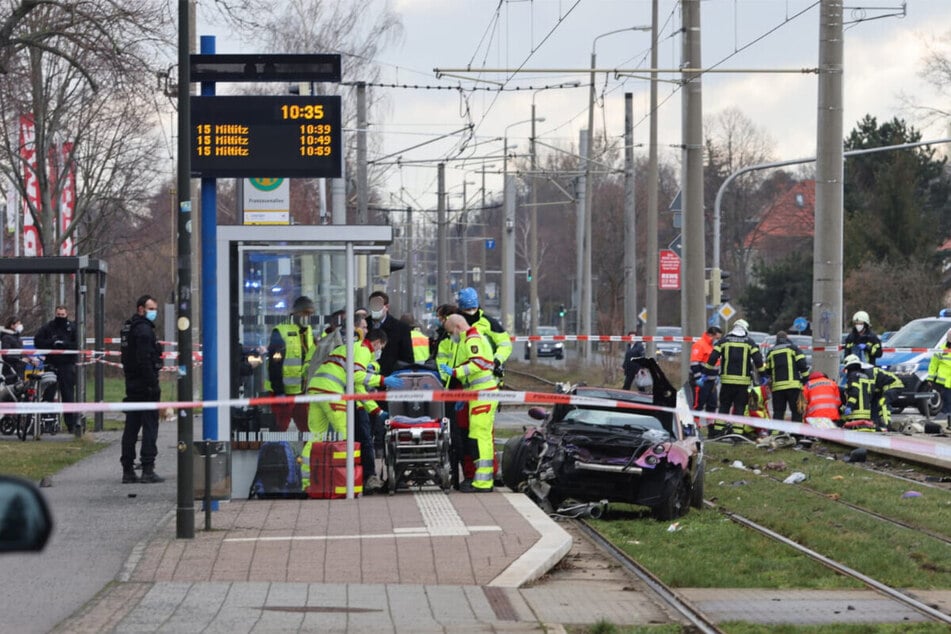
[457,287,479,310]
[292,296,315,313]
[843,354,862,368]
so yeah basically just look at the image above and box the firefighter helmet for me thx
[852,310,870,325]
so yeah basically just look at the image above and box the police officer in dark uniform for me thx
[120,295,164,484]
[703,318,765,437]
[34,305,80,435]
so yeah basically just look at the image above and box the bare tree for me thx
[703,107,776,293]
[0,1,171,312]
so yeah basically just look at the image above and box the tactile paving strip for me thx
[414,491,470,536]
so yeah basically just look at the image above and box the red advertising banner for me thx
[19,114,40,256]
[59,141,76,256]
[659,249,681,290]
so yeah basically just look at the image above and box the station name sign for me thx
[190,95,342,178]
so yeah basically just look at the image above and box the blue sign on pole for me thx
[485,239,496,250]
[792,316,809,333]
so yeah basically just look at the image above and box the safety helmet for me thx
[852,310,870,325]
[292,296,316,313]
[734,318,749,330]
[843,354,862,368]
[457,287,479,310]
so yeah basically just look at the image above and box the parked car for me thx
[760,334,813,369]
[524,325,564,360]
[654,326,683,360]
[500,358,704,520]
[876,317,951,416]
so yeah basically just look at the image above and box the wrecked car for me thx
[501,358,704,520]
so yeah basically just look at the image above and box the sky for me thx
[198,0,951,213]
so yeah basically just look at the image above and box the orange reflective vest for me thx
[802,373,841,421]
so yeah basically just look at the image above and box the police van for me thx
[877,316,951,416]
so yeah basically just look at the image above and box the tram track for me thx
[572,518,724,633]
[703,499,951,626]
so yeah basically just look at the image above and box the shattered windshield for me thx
[559,408,667,433]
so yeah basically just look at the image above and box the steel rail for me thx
[706,501,951,625]
[574,519,724,634]
[763,472,951,548]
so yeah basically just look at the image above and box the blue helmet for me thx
[457,287,479,309]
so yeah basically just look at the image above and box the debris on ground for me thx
[783,472,807,484]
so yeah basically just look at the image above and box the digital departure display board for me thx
[190,95,342,178]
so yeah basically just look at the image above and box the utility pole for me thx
[356,81,367,224]
[175,0,194,540]
[623,92,637,334]
[813,0,844,380]
[575,130,587,341]
[646,0,659,355]
[437,163,448,305]
[405,207,413,318]
[529,104,539,362]
[681,0,705,383]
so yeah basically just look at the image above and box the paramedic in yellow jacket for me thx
[439,314,498,492]
[301,329,404,490]
[266,296,316,431]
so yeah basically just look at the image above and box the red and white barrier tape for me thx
[3,388,950,462]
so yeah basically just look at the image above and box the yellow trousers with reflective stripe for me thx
[468,399,497,489]
[302,401,347,490]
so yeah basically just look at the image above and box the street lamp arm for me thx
[592,26,652,55]
[712,136,951,270]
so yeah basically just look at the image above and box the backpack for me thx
[248,441,305,499]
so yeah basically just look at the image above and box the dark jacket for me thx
[0,327,25,382]
[622,342,646,377]
[122,314,162,399]
[34,317,78,368]
[368,313,413,375]
[843,328,882,365]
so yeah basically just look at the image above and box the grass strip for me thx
[704,442,951,588]
[705,442,951,540]
[590,505,859,589]
[0,436,105,481]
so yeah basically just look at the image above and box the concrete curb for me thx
[488,492,572,588]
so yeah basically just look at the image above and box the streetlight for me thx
[582,26,651,359]
[502,117,544,336]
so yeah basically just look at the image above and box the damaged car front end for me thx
[501,358,704,520]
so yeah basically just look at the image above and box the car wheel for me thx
[651,470,690,521]
[0,415,16,436]
[501,434,537,491]
[919,390,942,417]
[689,462,705,510]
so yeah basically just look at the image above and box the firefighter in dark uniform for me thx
[869,364,903,431]
[843,310,882,366]
[703,318,765,437]
[841,354,875,429]
[764,331,809,421]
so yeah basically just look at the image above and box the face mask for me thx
[370,308,385,321]
[450,333,460,344]
[295,315,310,328]
[373,349,382,361]
[14,324,23,334]
[55,316,68,326]
[145,310,158,322]
[855,323,864,332]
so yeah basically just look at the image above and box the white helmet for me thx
[734,318,749,330]
[843,354,862,367]
[852,310,870,325]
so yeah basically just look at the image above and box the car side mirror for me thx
[0,476,53,553]
[527,407,548,421]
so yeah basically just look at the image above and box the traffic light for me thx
[558,304,566,318]
[526,267,532,282]
[710,268,731,305]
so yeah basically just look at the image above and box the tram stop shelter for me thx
[0,256,108,431]
[213,225,392,498]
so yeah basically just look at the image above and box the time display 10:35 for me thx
[280,103,325,120]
